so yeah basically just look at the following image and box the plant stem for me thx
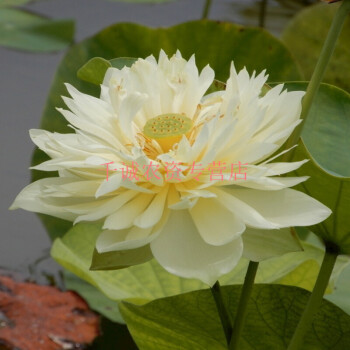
[259,0,268,28]
[287,244,339,350]
[202,0,213,19]
[211,281,232,345]
[229,261,259,350]
[282,0,350,161]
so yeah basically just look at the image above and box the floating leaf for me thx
[51,222,349,322]
[291,142,350,255]
[120,284,350,350]
[280,83,350,255]
[276,259,333,293]
[282,2,350,92]
[283,82,350,177]
[0,8,74,52]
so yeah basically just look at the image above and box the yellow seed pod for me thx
[143,113,193,152]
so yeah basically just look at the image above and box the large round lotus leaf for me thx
[120,284,350,350]
[278,82,350,255]
[0,8,74,52]
[51,222,349,323]
[282,2,350,92]
[37,20,301,135]
[31,20,302,240]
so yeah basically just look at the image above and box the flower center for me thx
[143,113,193,152]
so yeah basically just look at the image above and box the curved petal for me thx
[103,193,154,230]
[74,190,138,224]
[213,187,278,229]
[96,208,169,253]
[242,227,303,262]
[134,186,169,229]
[231,176,309,191]
[151,210,243,286]
[190,198,245,246]
[260,160,308,176]
[96,227,153,252]
[10,178,78,221]
[229,188,331,227]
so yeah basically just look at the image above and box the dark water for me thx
[0,0,317,279]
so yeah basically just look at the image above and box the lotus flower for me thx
[11,51,331,285]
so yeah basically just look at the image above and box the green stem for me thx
[259,0,268,28]
[202,0,213,19]
[229,261,259,350]
[211,281,232,345]
[282,0,350,161]
[287,244,339,350]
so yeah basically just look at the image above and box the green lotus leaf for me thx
[120,284,350,350]
[51,222,349,322]
[279,82,350,255]
[0,8,74,52]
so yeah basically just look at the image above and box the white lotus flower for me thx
[11,51,331,285]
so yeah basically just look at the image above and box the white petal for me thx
[233,176,309,191]
[103,194,154,230]
[221,142,277,165]
[242,227,303,261]
[118,92,147,142]
[96,208,169,252]
[151,210,243,285]
[190,198,245,246]
[57,108,120,149]
[134,186,169,228]
[74,190,138,224]
[229,188,331,227]
[10,178,78,221]
[96,227,152,252]
[95,174,123,198]
[261,160,308,176]
[213,187,278,229]
[65,83,113,123]
[29,129,64,158]
[95,173,152,198]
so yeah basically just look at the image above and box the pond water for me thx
[0,0,318,280]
